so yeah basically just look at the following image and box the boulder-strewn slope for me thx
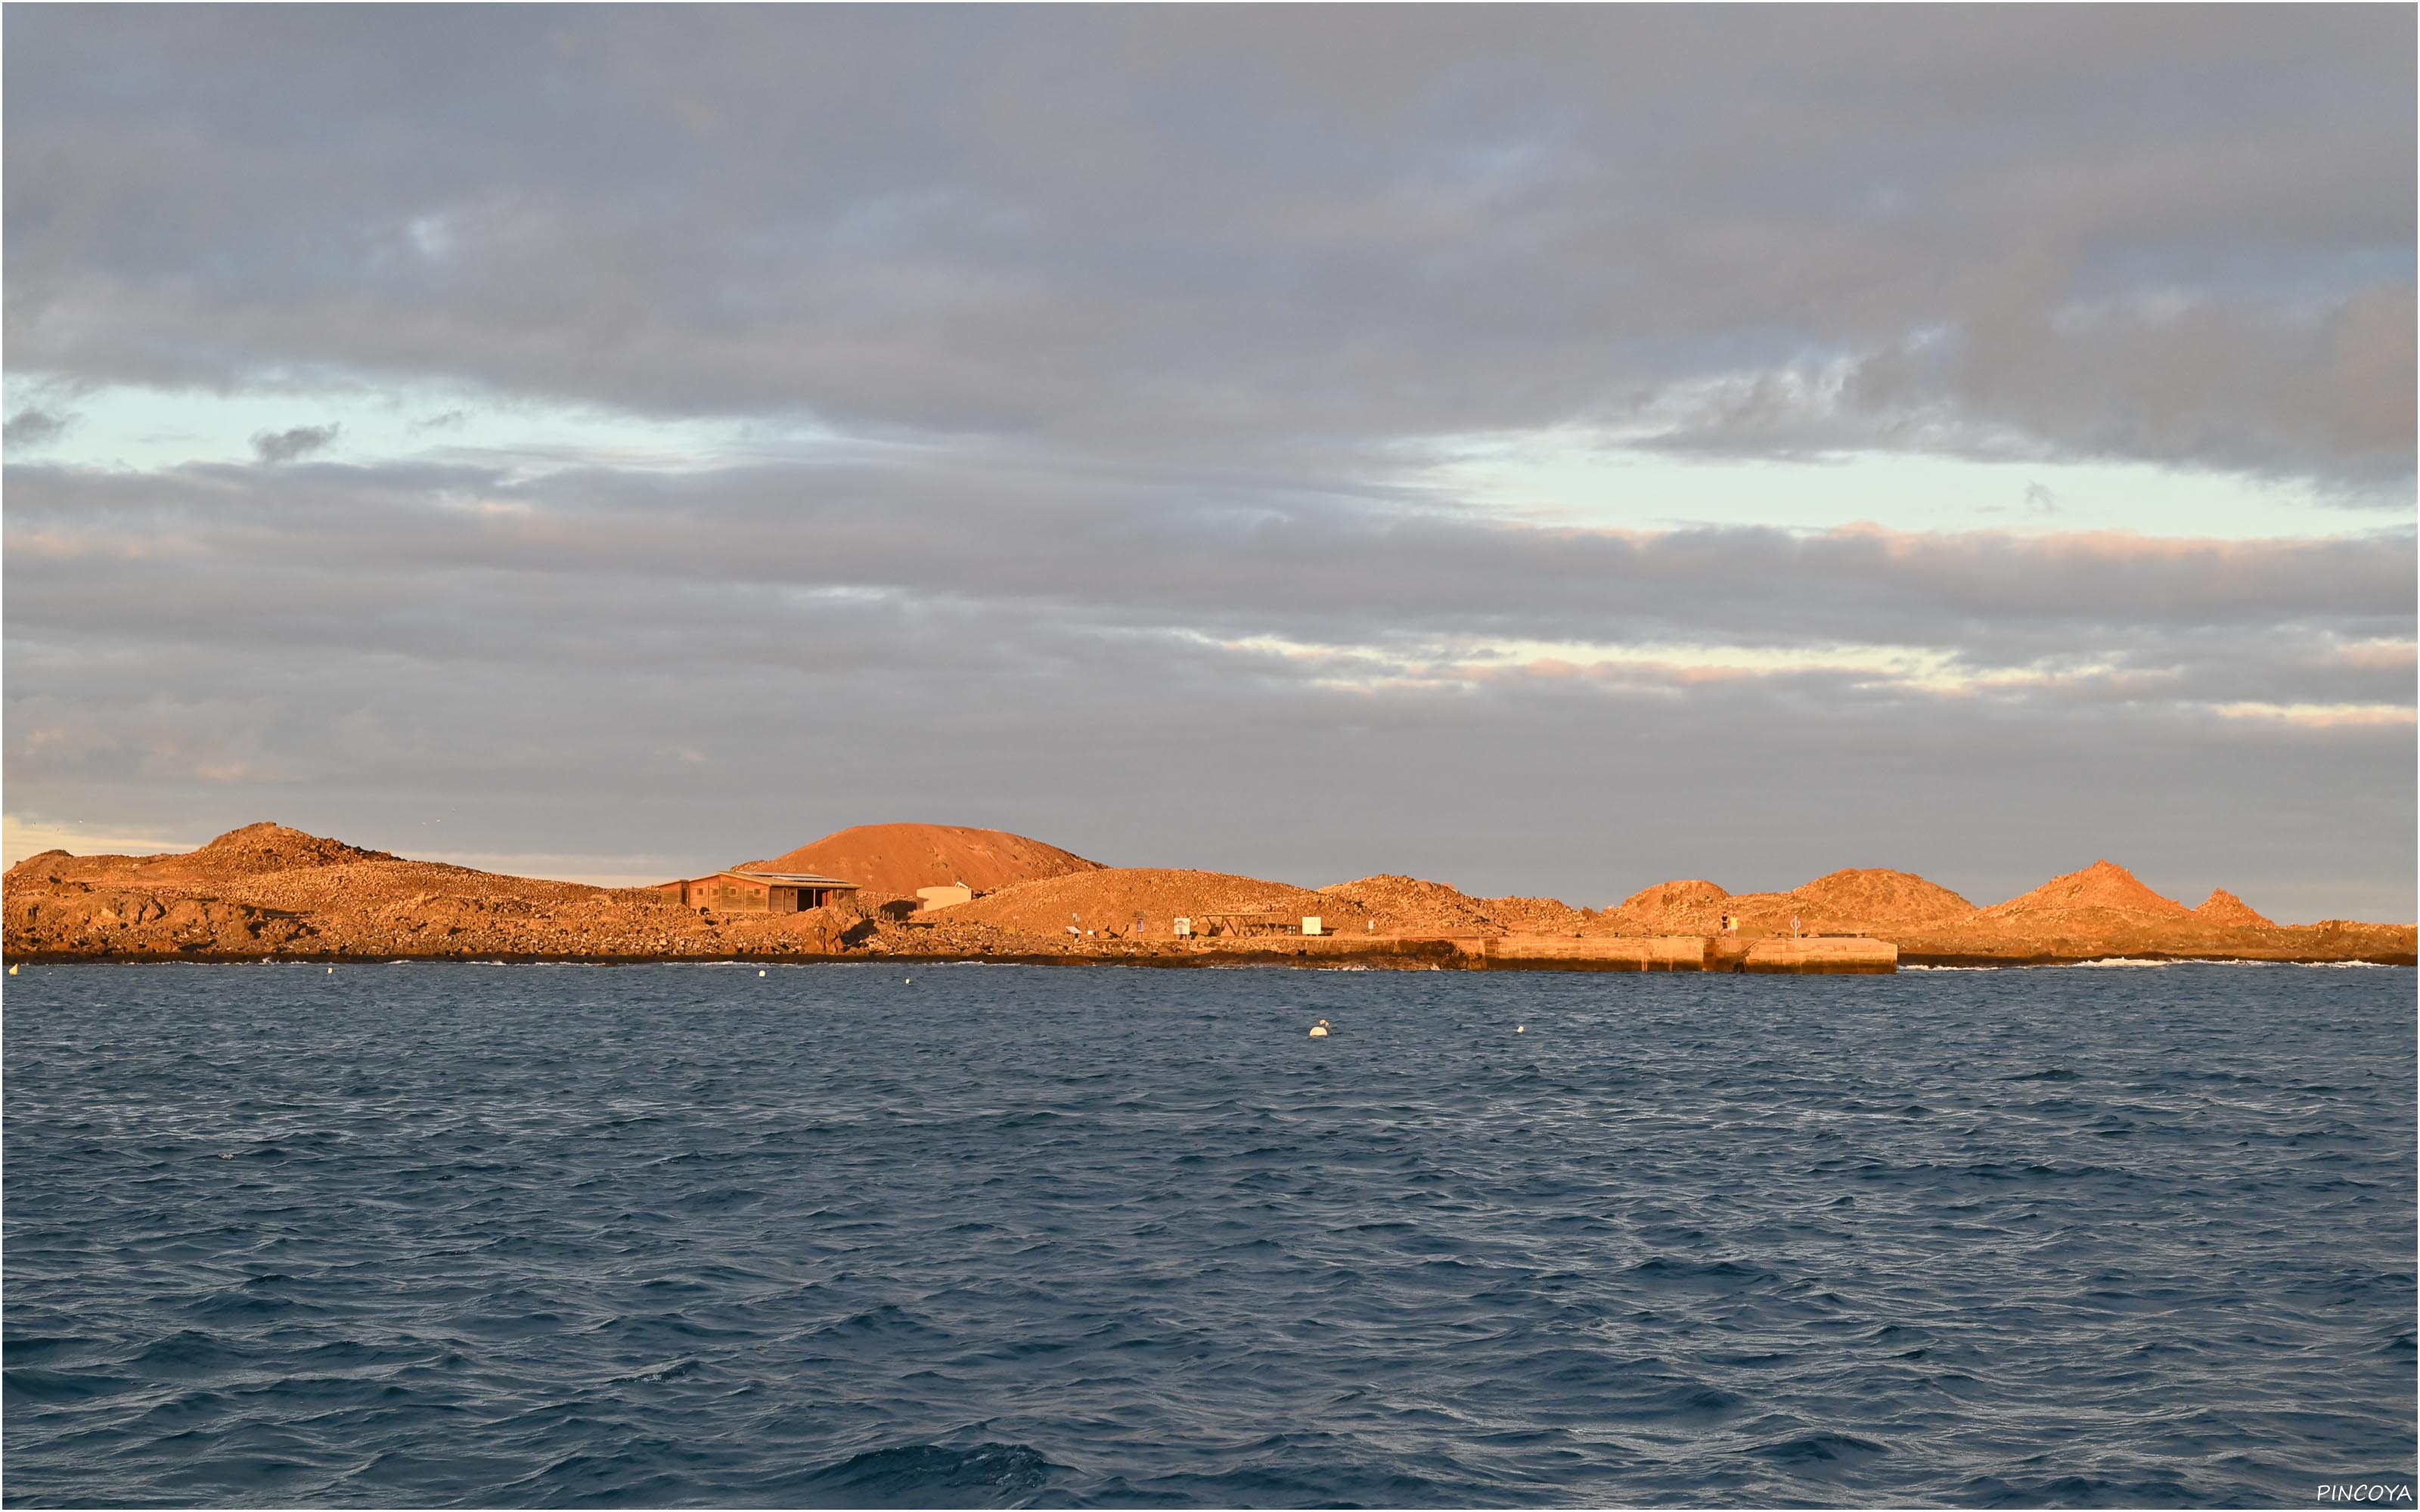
[1316,875,1594,937]
[1603,879,1733,934]
[929,867,1357,937]
[930,868,1601,940]
[1591,869,1970,937]
[1794,869,1978,929]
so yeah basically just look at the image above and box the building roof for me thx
[656,869,861,890]
[724,869,858,888]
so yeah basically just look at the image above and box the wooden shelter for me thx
[653,869,858,914]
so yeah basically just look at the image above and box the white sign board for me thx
[1302,916,1323,936]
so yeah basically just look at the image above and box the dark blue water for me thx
[5,963,2413,1507]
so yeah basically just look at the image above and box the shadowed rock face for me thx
[3,884,312,953]
[743,823,1101,895]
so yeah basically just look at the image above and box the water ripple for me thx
[4,963,2413,1505]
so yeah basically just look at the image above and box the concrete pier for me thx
[1460,935,1712,970]
[1709,936,1898,974]
[1167,931,1896,973]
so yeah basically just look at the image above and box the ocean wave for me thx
[801,1441,1064,1504]
[4,962,2409,1507]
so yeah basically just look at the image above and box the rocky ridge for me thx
[4,824,2410,966]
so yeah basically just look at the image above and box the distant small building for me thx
[653,869,858,914]
[1189,909,1303,938]
[915,883,973,912]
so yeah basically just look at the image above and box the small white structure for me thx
[915,883,973,912]
[1302,916,1323,936]
[1174,916,1192,937]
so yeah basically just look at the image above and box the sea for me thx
[4,962,2414,1508]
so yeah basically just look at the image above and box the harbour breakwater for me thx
[920,932,1900,973]
[1,935,1896,974]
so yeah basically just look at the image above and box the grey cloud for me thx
[8,449,2409,923]
[7,596,2410,922]
[2,407,71,449]
[6,454,2409,883]
[250,423,340,464]
[4,11,2413,920]
[5,459,2411,676]
[5,8,2411,485]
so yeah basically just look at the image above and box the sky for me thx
[4,6,2413,920]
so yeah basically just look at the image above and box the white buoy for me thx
[1516,1025,1525,1034]
[327,967,334,974]
[759,969,767,977]
[904,977,912,984]
[1309,1018,1331,1039]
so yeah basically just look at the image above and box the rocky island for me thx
[5,822,2412,971]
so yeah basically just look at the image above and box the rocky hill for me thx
[1315,875,1593,936]
[1982,858,2194,921]
[4,825,2409,966]
[1579,859,2411,965]
[1792,869,1978,928]
[743,823,1101,894]
[2195,888,2276,928]
[3,823,1067,962]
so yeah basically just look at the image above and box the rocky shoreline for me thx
[5,823,2412,971]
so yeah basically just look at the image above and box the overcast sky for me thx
[5,6,2413,919]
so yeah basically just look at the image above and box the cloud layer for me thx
[6,451,2410,916]
[8,7,2413,482]
[5,8,2413,917]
